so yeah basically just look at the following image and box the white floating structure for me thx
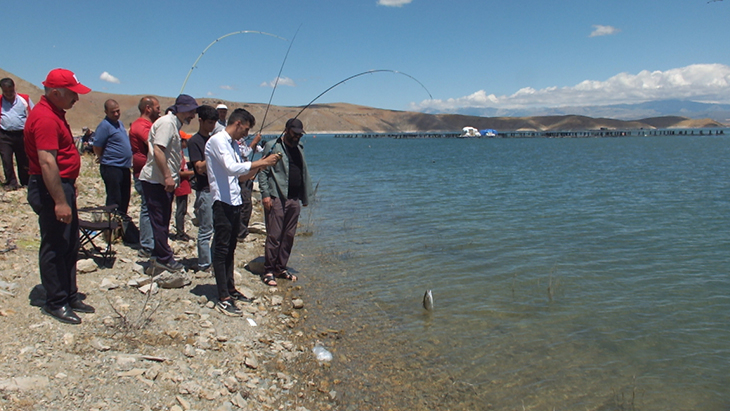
[461,126,481,137]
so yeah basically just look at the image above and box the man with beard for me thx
[139,95,198,272]
[259,118,312,287]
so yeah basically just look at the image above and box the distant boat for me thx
[460,126,481,138]
[480,128,497,137]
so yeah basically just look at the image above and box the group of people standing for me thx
[15,68,312,324]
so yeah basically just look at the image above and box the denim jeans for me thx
[194,189,213,269]
[134,177,154,252]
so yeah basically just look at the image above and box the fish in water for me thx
[423,290,433,311]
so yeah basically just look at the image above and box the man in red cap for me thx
[24,68,94,324]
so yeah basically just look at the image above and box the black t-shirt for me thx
[188,132,209,190]
[286,144,303,200]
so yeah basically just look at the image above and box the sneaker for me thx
[138,248,152,258]
[229,289,253,303]
[154,258,184,272]
[216,299,242,317]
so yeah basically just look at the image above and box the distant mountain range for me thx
[425,99,730,124]
[3,67,727,134]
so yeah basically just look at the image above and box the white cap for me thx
[216,104,228,110]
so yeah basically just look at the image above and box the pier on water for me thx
[332,128,727,139]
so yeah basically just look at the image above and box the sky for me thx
[3,0,730,114]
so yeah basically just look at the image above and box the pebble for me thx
[245,355,259,369]
[100,278,119,290]
[292,298,304,309]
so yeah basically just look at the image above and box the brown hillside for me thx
[2,68,725,135]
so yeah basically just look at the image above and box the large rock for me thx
[246,257,265,274]
[153,271,191,289]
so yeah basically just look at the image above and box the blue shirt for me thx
[1,95,33,131]
[93,117,132,168]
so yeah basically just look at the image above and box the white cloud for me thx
[259,77,297,88]
[377,0,412,6]
[590,25,620,37]
[99,71,120,84]
[412,64,730,111]
[220,85,235,90]
[207,91,215,96]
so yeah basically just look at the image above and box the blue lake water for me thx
[288,133,730,410]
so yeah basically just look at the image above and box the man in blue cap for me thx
[139,94,198,272]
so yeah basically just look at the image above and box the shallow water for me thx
[290,134,730,410]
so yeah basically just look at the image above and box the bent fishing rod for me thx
[249,69,434,183]
[180,30,287,94]
[260,69,433,134]
[258,69,433,159]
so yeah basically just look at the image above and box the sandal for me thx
[276,270,298,282]
[262,273,277,287]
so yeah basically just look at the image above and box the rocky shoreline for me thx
[0,154,340,411]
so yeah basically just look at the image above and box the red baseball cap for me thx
[42,68,91,94]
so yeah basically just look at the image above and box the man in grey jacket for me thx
[258,118,312,287]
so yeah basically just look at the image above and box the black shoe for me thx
[69,300,95,313]
[42,305,81,324]
[216,299,243,317]
[154,258,184,272]
[229,290,253,303]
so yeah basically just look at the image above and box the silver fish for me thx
[423,290,433,311]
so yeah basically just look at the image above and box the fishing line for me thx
[261,69,433,132]
[256,68,433,180]
[180,30,287,94]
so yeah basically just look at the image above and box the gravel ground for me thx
[0,155,340,411]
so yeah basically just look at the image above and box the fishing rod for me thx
[260,69,433,132]
[257,24,302,137]
[180,30,287,94]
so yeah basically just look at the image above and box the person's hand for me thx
[262,153,281,167]
[164,176,175,192]
[55,202,72,224]
[252,133,262,147]
[262,196,273,211]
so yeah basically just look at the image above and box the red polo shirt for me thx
[24,96,81,179]
[129,117,152,178]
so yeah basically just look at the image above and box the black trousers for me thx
[212,200,241,300]
[238,179,253,239]
[141,181,174,264]
[99,164,131,215]
[0,129,29,187]
[27,175,79,309]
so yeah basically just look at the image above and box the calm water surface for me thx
[289,134,729,410]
